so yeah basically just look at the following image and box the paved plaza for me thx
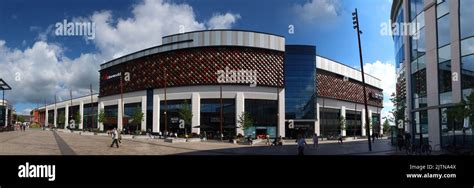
[0,129,400,155]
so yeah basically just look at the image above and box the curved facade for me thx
[35,29,383,140]
[391,0,474,150]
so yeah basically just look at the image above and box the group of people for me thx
[296,133,320,155]
[16,122,28,131]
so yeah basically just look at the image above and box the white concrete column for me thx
[141,96,147,132]
[235,92,244,135]
[4,106,8,126]
[368,109,373,135]
[53,107,57,127]
[117,99,123,130]
[191,92,200,134]
[278,88,285,137]
[65,104,69,129]
[361,108,366,136]
[79,101,84,129]
[428,109,441,151]
[341,106,346,136]
[98,102,104,131]
[315,102,320,136]
[153,94,160,133]
[45,108,49,127]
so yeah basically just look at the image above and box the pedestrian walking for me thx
[266,134,270,146]
[297,135,307,155]
[117,129,122,143]
[372,133,376,143]
[312,133,319,149]
[338,133,343,144]
[110,128,119,148]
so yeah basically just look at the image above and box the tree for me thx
[17,116,25,123]
[446,92,474,146]
[98,109,106,125]
[57,112,65,126]
[179,100,193,136]
[339,115,346,134]
[74,112,81,128]
[238,112,253,136]
[382,119,390,134]
[130,107,144,134]
[389,92,409,132]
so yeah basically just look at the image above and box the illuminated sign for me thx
[102,72,130,81]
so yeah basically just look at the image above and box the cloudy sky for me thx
[0,0,396,120]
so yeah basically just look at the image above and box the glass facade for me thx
[124,102,141,134]
[284,45,316,120]
[56,108,65,129]
[161,99,193,136]
[437,0,452,104]
[394,4,405,70]
[200,99,234,139]
[319,108,340,138]
[245,99,278,139]
[104,105,118,130]
[83,102,98,130]
[460,0,474,98]
[146,89,153,132]
[346,110,362,137]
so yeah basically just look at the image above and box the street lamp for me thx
[352,8,372,151]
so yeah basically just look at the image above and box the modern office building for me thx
[34,30,383,139]
[391,0,474,149]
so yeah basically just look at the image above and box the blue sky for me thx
[0,0,396,119]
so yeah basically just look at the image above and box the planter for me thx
[164,138,187,143]
[134,135,150,139]
[186,138,201,142]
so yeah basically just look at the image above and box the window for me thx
[460,0,474,39]
[437,14,451,48]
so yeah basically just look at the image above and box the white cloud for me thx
[294,0,342,23]
[90,0,238,58]
[1,0,241,114]
[206,13,241,29]
[364,60,396,120]
[0,40,102,106]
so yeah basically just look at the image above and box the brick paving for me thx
[0,129,400,155]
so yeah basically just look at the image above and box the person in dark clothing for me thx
[397,133,404,151]
[110,128,119,148]
[372,133,376,143]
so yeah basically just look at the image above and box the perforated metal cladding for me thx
[100,46,284,97]
[317,69,383,107]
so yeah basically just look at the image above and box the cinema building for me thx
[35,30,383,139]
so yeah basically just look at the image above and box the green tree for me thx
[179,100,193,136]
[98,109,106,125]
[382,118,390,134]
[238,112,253,135]
[130,107,144,134]
[57,112,65,126]
[74,112,81,125]
[17,116,26,123]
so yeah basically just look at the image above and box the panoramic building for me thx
[391,0,474,149]
[34,30,383,139]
